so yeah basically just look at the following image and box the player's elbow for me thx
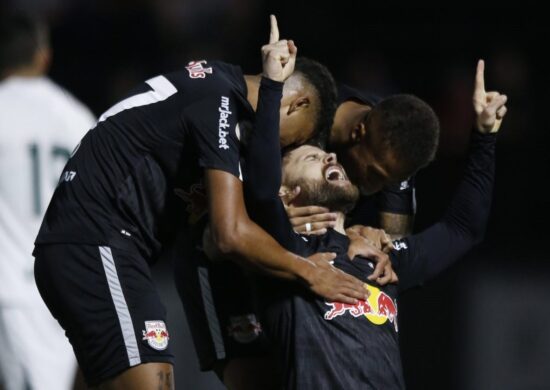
[210,218,249,257]
[211,227,239,256]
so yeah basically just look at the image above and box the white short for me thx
[0,300,76,390]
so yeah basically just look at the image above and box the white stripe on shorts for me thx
[99,246,141,366]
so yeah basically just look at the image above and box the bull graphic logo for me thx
[142,321,169,350]
[324,284,398,332]
[186,60,213,79]
[227,314,262,344]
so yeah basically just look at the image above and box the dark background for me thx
[7,2,550,389]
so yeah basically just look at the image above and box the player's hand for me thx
[473,59,508,134]
[285,203,337,237]
[262,15,297,82]
[300,252,370,304]
[346,225,394,253]
[346,227,398,286]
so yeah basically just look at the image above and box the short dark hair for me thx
[294,57,337,149]
[0,11,47,75]
[369,94,440,172]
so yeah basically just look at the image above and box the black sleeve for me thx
[188,82,243,180]
[375,176,416,215]
[243,77,303,253]
[390,131,496,291]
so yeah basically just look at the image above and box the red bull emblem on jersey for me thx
[227,314,262,343]
[142,321,170,350]
[186,60,213,79]
[324,284,398,332]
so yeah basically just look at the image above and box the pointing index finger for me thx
[269,15,279,44]
[475,59,485,94]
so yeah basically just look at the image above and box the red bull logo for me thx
[227,314,262,344]
[142,321,170,350]
[186,60,213,79]
[324,284,398,332]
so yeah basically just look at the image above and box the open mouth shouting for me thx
[324,164,350,186]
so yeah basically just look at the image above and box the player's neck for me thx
[334,212,346,235]
[244,74,261,111]
[4,65,44,79]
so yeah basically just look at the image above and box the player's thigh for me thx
[175,250,270,372]
[222,356,280,390]
[34,244,174,387]
[91,362,174,390]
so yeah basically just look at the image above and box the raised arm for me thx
[207,15,368,303]
[391,60,507,290]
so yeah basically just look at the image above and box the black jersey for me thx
[259,229,405,389]
[35,61,252,257]
[243,80,496,389]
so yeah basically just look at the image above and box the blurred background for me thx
[1,2,549,389]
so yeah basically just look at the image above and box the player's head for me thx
[279,58,337,148]
[0,11,50,79]
[280,145,359,213]
[339,94,440,194]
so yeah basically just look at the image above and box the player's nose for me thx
[323,152,337,164]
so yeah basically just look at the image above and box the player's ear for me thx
[279,185,300,205]
[287,96,310,115]
[350,121,367,144]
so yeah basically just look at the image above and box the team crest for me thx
[227,314,262,343]
[186,60,213,79]
[142,321,169,350]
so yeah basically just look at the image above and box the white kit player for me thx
[0,12,94,390]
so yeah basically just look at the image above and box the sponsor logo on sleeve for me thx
[218,96,232,150]
[186,60,213,79]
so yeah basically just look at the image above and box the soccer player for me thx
[286,85,439,243]
[238,58,507,389]
[0,12,95,390]
[33,15,367,389]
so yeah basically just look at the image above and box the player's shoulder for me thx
[164,60,246,96]
[0,76,95,126]
[44,79,95,120]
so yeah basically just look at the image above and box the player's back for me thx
[36,61,252,259]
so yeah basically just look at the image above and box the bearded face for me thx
[282,145,360,213]
[285,175,359,213]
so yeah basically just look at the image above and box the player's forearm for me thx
[393,131,497,290]
[207,169,308,281]
[244,77,297,246]
[379,212,414,239]
[376,177,416,237]
[441,131,496,243]
[212,216,310,281]
[245,76,284,202]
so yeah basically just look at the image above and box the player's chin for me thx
[327,178,353,188]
